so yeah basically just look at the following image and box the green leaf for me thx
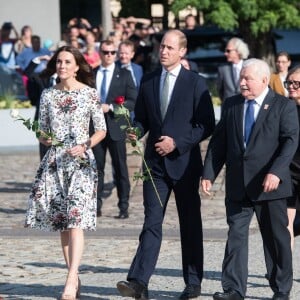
[23,119,32,130]
[131,150,141,155]
[135,140,143,148]
[32,121,40,132]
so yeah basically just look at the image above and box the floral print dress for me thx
[25,86,106,231]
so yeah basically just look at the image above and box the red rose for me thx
[115,96,125,105]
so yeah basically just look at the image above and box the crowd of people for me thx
[1,14,300,300]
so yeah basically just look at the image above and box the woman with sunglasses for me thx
[284,65,300,251]
[270,51,291,96]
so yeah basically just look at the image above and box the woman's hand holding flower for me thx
[39,136,52,147]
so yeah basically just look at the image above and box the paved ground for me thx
[0,140,300,300]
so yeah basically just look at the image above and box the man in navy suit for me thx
[202,59,299,300]
[93,40,137,219]
[117,30,215,299]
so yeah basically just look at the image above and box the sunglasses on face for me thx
[225,49,236,53]
[284,80,300,90]
[101,50,116,55]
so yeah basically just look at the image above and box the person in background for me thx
[24,54,56,160]
[116,29,215,300]
[93,40,137,219]
[184,14,198,30]
[202,58,298,300]
[270,51,291,97]
[0,21,19,69]
[83,31,101,69]
[15,25,32,54]
[284,65,300,251]
[116,39,143,124]
[129,22,153,72]
[16,35,51,73]
[180,57,199,73]
[25,45,106,300]
[217,37,249,104]
[116,40,143,90]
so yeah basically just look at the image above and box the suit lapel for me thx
[163,67,186,121]
[153,69,163,121]
[106,67,121,104]
[248,89,274,145]
[234,96,246,150]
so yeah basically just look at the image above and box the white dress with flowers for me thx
[25,86,106,231]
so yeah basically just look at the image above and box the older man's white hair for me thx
[242,58,271,83]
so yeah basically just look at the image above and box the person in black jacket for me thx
[202,58,299,300]
[25,56,54,160]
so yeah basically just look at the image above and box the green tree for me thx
[171,0,300,66]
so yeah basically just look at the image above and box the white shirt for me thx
[96,62,115,95]
[243,87,269,144]
[232,60,243,84]
[160,64,181,108]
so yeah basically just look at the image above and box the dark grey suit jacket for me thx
[217,63,240,102]
[203,89,299,201]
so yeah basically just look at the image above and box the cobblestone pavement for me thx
[0,141,300,299]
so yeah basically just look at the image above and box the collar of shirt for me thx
[121,63,131,69]
[160,64,182,102]
[161,64,182,78]
[100,62,115,73]
[244,87,269,120]
[97,63,115,93]
[233,60,243,72]
[244,87,269,106]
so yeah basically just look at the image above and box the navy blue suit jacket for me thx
[134,66,215,180]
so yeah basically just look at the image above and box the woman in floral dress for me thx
[25,46,106,300]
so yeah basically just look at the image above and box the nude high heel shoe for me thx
[60,277,80,300]
[76,277,81,299]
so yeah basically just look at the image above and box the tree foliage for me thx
[170,0,300,63]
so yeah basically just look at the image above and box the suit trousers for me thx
[127,162,203,286]
[222,198,292,297]
[92,135,130,212]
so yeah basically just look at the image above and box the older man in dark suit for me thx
[202,58,299,300]
[116,29,215,299]
[93,40,137,219]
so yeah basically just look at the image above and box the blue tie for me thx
[100,69,107,103]
[244,100,255,145]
